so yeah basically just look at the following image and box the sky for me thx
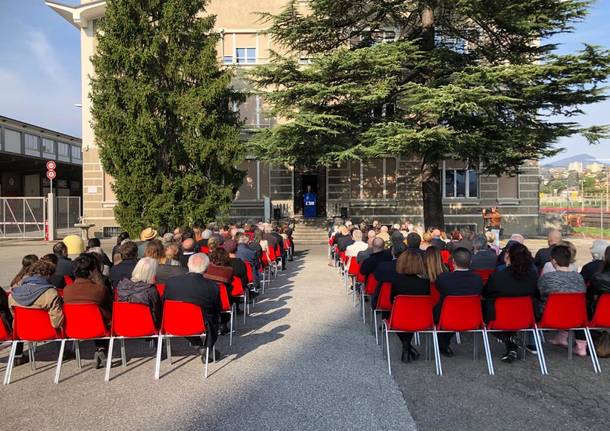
[0,0,608,162]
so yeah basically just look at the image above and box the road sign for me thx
[46,160,57,171]
[46,170,57,180]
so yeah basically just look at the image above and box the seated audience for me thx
[424,246,448,283]
[8,259,63,366]
[111,231,130,262]
[360,237,392,279]
[534,229,562,272]
[110,241,139,287]
[63,253,113,368]
[236,234,260,289]
[421,232,432,250]
[390,251,430,363]
[10,254,38,288]
[589,244,610,313]
[540,240,578,275]
[335,225,354,252]
[116,257,162,327]
[537,245,587,356]
[376,225,390,243]
[52,242,74,279]
[356,230,377,264]
[470,234,498,270]
[164,253,222,361]
[483,243,538,362]
[430,229,447,250]
[40,254,66,289]
[138,227,158,258]
[405,232,425,258]
[87,238,113,269]
[485,231,501,255]
[223,239,250,294]
[434,248,484,356]
[346,230,368,259]
[179,238,196,268]
[581,240,610,284]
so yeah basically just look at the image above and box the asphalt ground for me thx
[0,245,415,431]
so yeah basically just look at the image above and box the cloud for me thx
[24,27,68,85]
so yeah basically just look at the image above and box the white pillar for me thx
[47,193,56,241]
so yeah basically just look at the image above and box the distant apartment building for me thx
[0,115,82,197]
[47,0,540,236]
[568,161,584,173]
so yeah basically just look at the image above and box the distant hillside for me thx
[543,153,600,167]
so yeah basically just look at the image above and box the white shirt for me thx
[346,241,369,258]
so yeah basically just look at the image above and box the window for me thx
[236,48,256,64]
[71,145,82,161]
[4,129,21,153]
[57,142,70,162]
[42,138,55,159]
[350,158,397,199]
[24,134,39,156]
[223,56,233,64]
[443,161,478,198]
[238,95,274,128]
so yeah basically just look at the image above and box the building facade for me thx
[47,0,540,236]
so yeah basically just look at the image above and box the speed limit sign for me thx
[46,160,57,171]
[46,170,57,180]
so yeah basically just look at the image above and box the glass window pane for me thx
[468,170,478,197]
[445,170,455,197]
[363,159,384,199]
[385,158,397,199]
[57,142,70,161]
[455,170,466,197]
[350,160,361,199]
[4,129,21,153]
[246,48,256,63]
[223,56,233,64]
[42,138,55,158]
[236,48,246,63]
[24,134,39,156]
[71,146,81,160]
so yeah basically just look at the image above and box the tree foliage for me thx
[250,0,610,228]
[91,0,244,235]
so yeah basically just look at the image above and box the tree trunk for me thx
[421,161,445,230]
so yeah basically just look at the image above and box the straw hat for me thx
[140,227,158,241]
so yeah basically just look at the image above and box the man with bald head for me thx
[179,238,196,268]
[164,253,222,362]
[360,237,392,278]
[357,230,378,263]
[534,229,562,271]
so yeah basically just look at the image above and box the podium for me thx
[303,192,317,218]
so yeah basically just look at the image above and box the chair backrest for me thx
[487,296,536,331]
[200,246,210,254]
[438,295,484,331]
[64,303,108,339]
[275,244,281,257]
[590,294,610,328]
[348,258,361,276]
[111,302,157,336]
[538,293,588,329]
[364,274,378,296]
[218,283,231,312]
[13,306,62,341]
[0,318,11,341]
[244,261,255,284]
[284,238,291,250]
[161,300,206,336]
[231,276,245,297]
[64,275,74,286]
[389,295,435,332]
[268,246,277,261]
[376,282,393,311]
[156,283,166,298]
[473,269,495,284]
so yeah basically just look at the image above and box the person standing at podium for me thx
[303,185,317,219]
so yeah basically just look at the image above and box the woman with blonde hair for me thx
[486,231,501,255]
[116,257,162,327]
[424,246,448,282]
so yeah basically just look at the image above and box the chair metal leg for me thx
[529,329,546,375]
[54,339,66,384]
[75,341,81,369]
[432,331,443,376]
[154,335,163,380]
[165,337,172,364]
[584,328,601,373]
[482,330,495,376]
[120,339,127,367]
[456,332,462,344]
[204,347,209,379]
[535,328,549,375]
[374,311,379,345]
[361,290,366,323]
[28,343,36,371]
[3,341,18,385]
[414,332,421,346]
[384,325,392,375]
[229,305,234,347]
[105,337,114,382]
[567,330,574,360]
[243,295,247,325]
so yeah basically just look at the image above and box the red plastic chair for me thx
[244,261,255,286]
[155,300,211,379]
[200,246,210,254]
[105,302,158,382]
[156,283,166,298]
[381,295,441,375]
[589,293,610,329]
[430,282,440,306]
[360,274,378,323]
[487,296,546,374]
[373,282,392,345]
[63,275,74,286]
[231,276,249,324]
[56,304,110,383]
[0,318,11,342]
[437,295,494,376]
[473,269,495,284]
[218,283,235,346]
[4,307,64,385]
[537,293,600,373]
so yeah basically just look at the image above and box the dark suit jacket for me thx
[430,238,447,250]
[360,250,392,278]
[471,249,499,270]
[110,258,138,287]
[55,255,74,278]
[337,236,355,252]
[164,272,221,347]
[434,270,483,322]
[179,252,195,268]
[263,233,278,250]
[156,264,187,284]
[534,247,552,271]
[372,260,398,308]
[482,267,537,321]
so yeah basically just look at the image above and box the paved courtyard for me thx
[0,240,609,430]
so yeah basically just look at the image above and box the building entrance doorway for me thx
[294,168,326,217]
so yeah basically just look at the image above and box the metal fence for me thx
[56,196,82,237]
[0,197,46,238]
